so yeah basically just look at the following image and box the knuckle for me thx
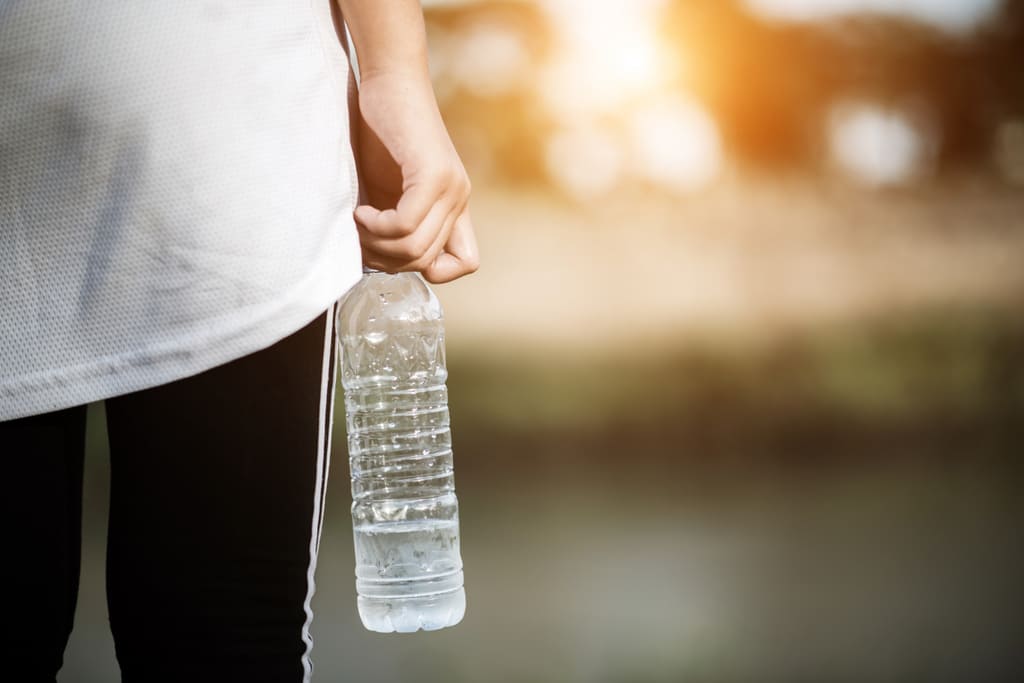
[441,161,459,183]
[441,161,465,189]
[393,218,417,237]
[416,233,437,258]
[394,245,418,262]
[400,234,431,261]
[409,254,433,272]
[424,166,450,190]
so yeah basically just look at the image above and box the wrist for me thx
[339,0,432,85]
[358,64,433,90]
[358,70,441,121]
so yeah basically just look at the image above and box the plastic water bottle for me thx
[337,271,466,633]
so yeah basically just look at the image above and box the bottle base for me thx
[357,587,466,633]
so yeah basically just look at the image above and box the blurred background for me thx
[66,0,1023,680]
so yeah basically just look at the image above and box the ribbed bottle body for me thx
[338,273,465,633]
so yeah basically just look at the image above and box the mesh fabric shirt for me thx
[0,1,362,420]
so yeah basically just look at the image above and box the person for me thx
[0,1,477,680]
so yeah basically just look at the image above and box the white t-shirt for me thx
[0,1,362,421]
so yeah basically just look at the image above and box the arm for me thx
[337,0,479,284]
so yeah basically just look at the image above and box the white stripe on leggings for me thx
[300,302,337,682]
[317,306,338,555]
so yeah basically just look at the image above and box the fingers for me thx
[359,204,478,284]
[357,164,474,276]
[354,144,478,282]
[355,158,467,238]
[422,209,479,284]
[359,199,457,273]
[354,177,438,239]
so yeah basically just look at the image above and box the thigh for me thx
[104,304,339,683]
[0,404,88,681]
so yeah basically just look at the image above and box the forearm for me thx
[336,0,431,81]
[336,0,478,282]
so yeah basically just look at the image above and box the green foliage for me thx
[447,307,1024,433]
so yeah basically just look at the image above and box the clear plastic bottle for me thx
[337,271,466,633]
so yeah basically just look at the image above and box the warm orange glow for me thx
[538,0,679,120]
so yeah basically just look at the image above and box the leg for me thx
[104,304,339,683]
[0,404,88,682]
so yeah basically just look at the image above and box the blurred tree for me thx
[426,1,554,184]
[661,0,1024,172]
[425,0,1024,184]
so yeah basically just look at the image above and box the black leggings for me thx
[0,304,339,683]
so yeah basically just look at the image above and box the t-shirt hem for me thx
[0,255,362,421]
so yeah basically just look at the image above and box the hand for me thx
[353,71,479,284]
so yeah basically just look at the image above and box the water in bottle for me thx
[338,271,466,633]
